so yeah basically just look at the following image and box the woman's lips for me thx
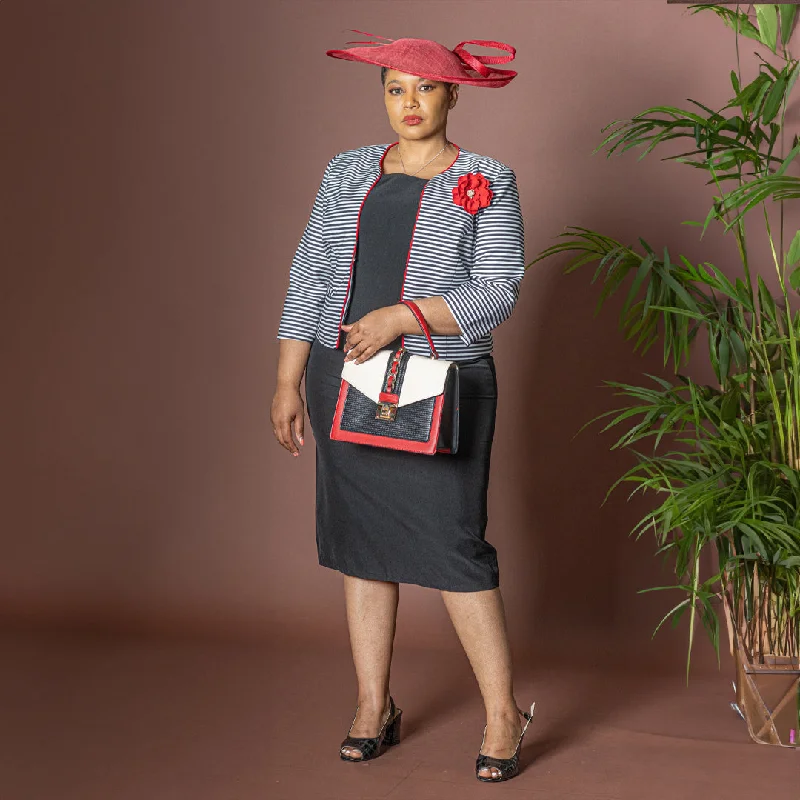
[403,117,422,125]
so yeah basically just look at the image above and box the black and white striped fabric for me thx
[276,142,525,361]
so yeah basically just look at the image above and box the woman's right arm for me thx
[272,153,339,456]
[276,154,339,343]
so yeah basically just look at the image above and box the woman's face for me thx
[382,69,457,140]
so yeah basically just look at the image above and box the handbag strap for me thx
[400,299,439,359]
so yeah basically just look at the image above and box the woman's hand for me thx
[271,385,305,456]
[341,306,405,363]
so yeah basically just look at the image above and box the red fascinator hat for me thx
[326,30,518,88]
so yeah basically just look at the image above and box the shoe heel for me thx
[340,697,402,762]
[384,709,402,746]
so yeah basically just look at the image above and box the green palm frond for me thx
[530,4,800,683]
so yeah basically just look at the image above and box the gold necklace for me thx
[399,141,450,176]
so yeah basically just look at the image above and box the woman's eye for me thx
[389,85,434,94]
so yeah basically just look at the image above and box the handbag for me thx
[329,299,459,455]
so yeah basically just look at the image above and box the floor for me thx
[0,628,797,800]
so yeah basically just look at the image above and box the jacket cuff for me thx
[276,331,316,343]
[442,280,521,347]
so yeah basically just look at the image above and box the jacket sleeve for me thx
[276,154,338,343]
[440,167,525,347]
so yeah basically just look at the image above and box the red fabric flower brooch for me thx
[452,172,493,214]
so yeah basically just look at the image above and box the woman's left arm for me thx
[342,168,525,361]
[435,167,526,345]
[394,167,525,342]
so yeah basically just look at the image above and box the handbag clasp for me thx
[375,402,398,421]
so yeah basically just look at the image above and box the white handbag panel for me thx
[396,356,452,406]
[340,350,392,403]
[341,350,453,407]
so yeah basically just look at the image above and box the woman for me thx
[271,32,534,783]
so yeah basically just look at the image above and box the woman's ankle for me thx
[484,695,520,721]
[356,691,392,713]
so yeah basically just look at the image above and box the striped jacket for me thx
[276,141,525,361]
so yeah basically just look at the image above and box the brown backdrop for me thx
[3,0,782,676]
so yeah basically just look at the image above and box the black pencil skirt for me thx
[304,338,500,592]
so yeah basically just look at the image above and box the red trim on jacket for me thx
[397,142,461,350]
[336,143,395,349]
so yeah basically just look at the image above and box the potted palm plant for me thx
[530,3,800,746]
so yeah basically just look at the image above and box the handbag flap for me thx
[340,350,392,403]
[341,351,453,406]
[395,356,452,406]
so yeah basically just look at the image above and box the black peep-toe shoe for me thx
[475,701,536,783]
[339,696,402,762]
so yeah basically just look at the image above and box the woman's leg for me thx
[340,574,400,759]
[441,587,525,779]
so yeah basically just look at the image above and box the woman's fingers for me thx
[293,415,305,447]
[343,325,387,362]
[356,344,376,363]
[270,388,305,456]
[346,340,373,363]
[280,418,300,455]
[344,332,362,353]
[274,414,302,455]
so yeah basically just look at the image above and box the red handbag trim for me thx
[330,299,456,455]
[383,346,406,394]
[330,382,445,455]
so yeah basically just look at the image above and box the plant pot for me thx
[724,592,800,747]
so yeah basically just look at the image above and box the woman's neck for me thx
[394,137,452,168]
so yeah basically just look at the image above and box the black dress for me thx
[304,172,500,592]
